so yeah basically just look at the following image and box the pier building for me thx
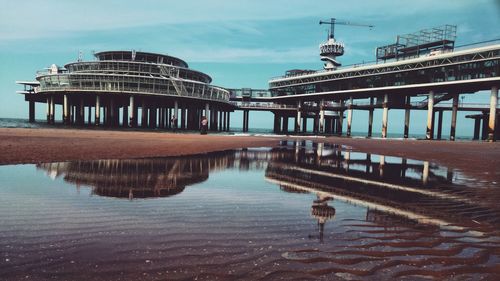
[232,25,500,141]
[18,51,233,131]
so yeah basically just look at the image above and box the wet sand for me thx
[0,127,499,180]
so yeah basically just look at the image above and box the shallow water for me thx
[0,141,499,280]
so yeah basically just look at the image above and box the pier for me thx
[17,26,500,141]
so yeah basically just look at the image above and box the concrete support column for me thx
[110,99,116,127]
[382,94,389,138]
[319,100,325,133]
[46,97,50,123]
[404,96,411,138]
[313,111,319,134]
[122,106,128,127]
[450,94,459,141]
[473,118,481,140]
[129,96,135,127]
[426,91,435,140]
[172,101,179,129]
[63,94,69,125]
[181,108,186,129]
[227,111,231,131]
[302,116,307,133]
[49,96,55,124]
[95,95,100,126]
[337,100,344,136]
[78,97,84,125]
[368,97,374,137]
[437,110,443,140]
[296,102,302,133]
[87,106,92,125]
[204,103,209,131]
[488,86,498,142]
[141,100,147,128]
[482,114,489,140]
[347,97,353,137]
[273,113,280,133]
[29,101,35,123]
[283,116,289,133]
[242,110,249,132]
[149,107,157,128]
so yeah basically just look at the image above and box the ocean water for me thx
[0,118,473,140]
[0,142,499,280]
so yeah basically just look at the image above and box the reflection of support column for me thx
[382,94,389,138]
[473,118,481,140]
[368,97,374,137]
[95,95,100,126]
[404,96,410,138]
[344,151,350,171]
[347,97,353,137]
[401,158,407,178]
[128,96,135,127]
[422,161,429,185]
[365,153,371,173]
[379,155,385,177]
[450,94,458,141]
[319,100,325,133]
[426,91,434,140]
[63,94,69,125]
[437,110,443,140]
[488,86,498,142]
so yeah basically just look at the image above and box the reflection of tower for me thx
[311,194,336,243]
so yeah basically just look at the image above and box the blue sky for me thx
[1,0,499,136]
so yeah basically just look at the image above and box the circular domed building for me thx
[20,51,233,131]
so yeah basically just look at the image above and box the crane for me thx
[319,18,374,39]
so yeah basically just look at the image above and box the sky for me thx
[1,0,499,136]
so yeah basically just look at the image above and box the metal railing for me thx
[37,74,231,103]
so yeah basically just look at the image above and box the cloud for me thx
[0,0,492,40]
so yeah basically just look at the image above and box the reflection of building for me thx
[37,151,236,199]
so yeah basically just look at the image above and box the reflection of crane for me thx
[318,18,374,71]
[319,18,374,40]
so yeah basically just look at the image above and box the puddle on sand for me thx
[0,141,499,280]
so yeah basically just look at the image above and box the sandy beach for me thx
[1,127,499,181]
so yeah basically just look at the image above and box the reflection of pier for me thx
[266,142,500,228]
[37,151,236,199]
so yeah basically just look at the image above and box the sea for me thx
[0,117,473,140]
